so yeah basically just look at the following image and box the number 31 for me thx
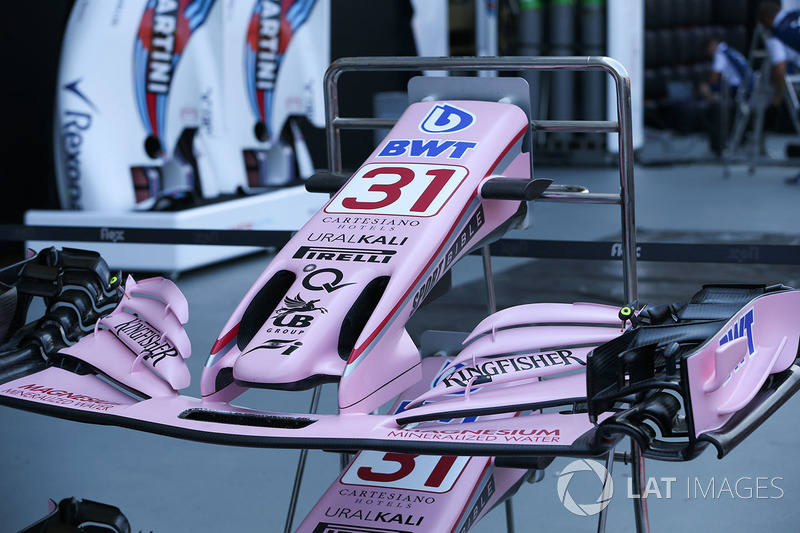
[327,164,468,217]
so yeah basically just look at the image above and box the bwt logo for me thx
[720,308,756,388]
[719,309,755,356]
[419,104,475,134]
[378,139,477,159]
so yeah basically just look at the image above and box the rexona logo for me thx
[419,104,475,133]
[60,79,97,209]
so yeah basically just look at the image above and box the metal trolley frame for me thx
[309,56,649,533]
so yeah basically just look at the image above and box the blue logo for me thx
[63,79,99,113]
[719,308,757,388]
[420,104,475,134]
[719,309,755,356]
[378,139,477,159]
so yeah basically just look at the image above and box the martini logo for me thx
[133,0,215,154]
[419,104,475,134]
[246,0,318,140]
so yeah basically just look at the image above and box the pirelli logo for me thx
[293,246,397,264]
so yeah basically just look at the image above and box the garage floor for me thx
[3,147,800,532]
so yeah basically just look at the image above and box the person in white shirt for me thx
[759,2,800,184]
[759,3,800,104]
[702,37,753,155]
[707,38,751,93]
[765,36,800,105]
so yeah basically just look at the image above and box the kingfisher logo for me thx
[246,0,318,141]
[419,104,475,134]
[133,0,215,155]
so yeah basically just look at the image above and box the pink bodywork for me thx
[296,358,532,533]
[685,290,800,436]
[0,284,622,456]
[61,275,192,397]
[202,99,532,413]
[0,90,798,524]
[2,65,800,533]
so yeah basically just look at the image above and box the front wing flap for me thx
[0,365,617,457]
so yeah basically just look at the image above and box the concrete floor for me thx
[3,145,800,532]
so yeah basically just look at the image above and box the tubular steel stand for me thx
[481,245,519,533]
[481,245,498,315]
[322,55,644,531]
[324,56,638,304]
[630,441,650,533]
[595,448,616,533]
[283,386,322,533]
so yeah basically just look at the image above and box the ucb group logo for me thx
[271,293,328,329]
[556,459,614,516]
[419,104,475,134]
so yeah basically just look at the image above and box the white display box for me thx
[24,186,327,275]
